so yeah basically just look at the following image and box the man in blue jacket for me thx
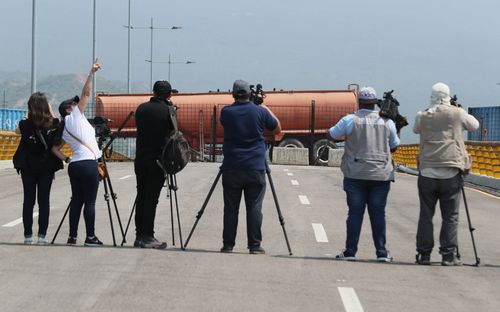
[219,80,281,254]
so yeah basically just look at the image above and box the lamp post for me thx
[125,18,181,91]
[145,54,195,85]
[31,0,37,94]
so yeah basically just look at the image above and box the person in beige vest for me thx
[413,82,479,266]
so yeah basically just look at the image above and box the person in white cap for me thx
[413,82,479,266]
[328,86,400,262]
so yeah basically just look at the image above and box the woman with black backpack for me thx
[14,92,63,245]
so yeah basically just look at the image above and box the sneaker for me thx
[220,245,233,253]
[84,236,103,247]
[24,235,33,245]
[416,253,431,265]
[37,235,48,245]
[139,236,167,249]
[67,237,77,246]
[377,253,394,263]
[335,249,356,261]
[249,246,265,254]
[133,235,143,248]
[441,253,462,266]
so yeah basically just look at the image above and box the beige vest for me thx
[418,105,469,171]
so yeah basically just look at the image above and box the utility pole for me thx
[31,0,37,94]
[127,0,131,93]
[91,0,97,118]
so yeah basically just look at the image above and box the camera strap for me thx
[64,127,97,160]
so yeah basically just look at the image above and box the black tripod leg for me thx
[462,187,480,266]
[266,167,293,256]
[121,196,136,246]
[183,170,222,250]
[172,174,184,249]
[51,200,71,244]
[102,177,117,246]
[105,176,126,244]
[166,175,176,246]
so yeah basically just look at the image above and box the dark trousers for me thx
[416,174,463,256]
[134,161,165,237]
[222,170,266,248]
[343,177,391,257]
[21,170,54,236]
[68,160,99,238]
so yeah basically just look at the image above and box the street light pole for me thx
[148,54,196,85]
[31,0,37,94]
[128,19,181,91]
[91,0,97,117]
[127,0,131,93]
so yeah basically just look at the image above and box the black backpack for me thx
[157,105,190,175]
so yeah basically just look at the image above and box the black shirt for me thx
[135,97,174,164]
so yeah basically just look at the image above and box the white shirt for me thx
[62,105,102,162]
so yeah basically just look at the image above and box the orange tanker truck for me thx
[96,88,358,163]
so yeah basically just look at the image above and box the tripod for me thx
[51,112,134,246]
[121,166,184,248]
[183,165,293,255]
[456,187,481,266]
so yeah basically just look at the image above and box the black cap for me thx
[153,80,172,97]
[58,95,79,117]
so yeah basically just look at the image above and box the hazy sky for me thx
[0,0,499,142]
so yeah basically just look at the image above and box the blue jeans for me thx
[343,177,391,257]
[222,170,266,248]
[68,160,99,238]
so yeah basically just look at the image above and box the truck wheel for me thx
[277,138,305,148]
[312,139,337,165]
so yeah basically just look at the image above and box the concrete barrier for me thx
[328,149,344,167]
[272,147,309,165]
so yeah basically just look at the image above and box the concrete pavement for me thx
[0,163,499,312]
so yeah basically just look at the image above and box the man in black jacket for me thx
[134,80,174,248]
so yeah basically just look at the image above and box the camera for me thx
[88,116,112,138]
[377,90,408,133]
[450,95,462,108]
[250,83,266,105]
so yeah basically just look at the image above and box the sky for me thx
[0,0,499,142]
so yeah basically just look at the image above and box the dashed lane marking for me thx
[2,212,39,227]
[312,223,328,242]
[119,175,133,180]
[283,169,289,172]
[298,195,310,205]
[287,173,294,176]
[291,180,299,186]
[338,287,364,312]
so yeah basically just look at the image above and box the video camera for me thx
[88,116,112,138]
[450,95,462,108]
[377,90,408,134]
[250,83,266,105]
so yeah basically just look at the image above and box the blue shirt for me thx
[220,101,278,170]
[329,109,400,149]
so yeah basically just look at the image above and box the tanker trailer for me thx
[96,89,357,164]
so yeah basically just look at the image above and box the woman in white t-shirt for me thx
[52,62,103,246]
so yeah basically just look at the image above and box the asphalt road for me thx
[1,163,499,312]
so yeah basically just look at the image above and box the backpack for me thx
[157,105,190,175]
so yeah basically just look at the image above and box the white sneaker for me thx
[377,254,394,263]
[37,235,48,245]
[24,235,33,245]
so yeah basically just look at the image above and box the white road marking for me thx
[298,195,310,205]
[312,223,328,242]
[119,175,133,180]
[2,212,39,227]
[287,173,294,176]
[338,287,364,312]
[283,169,289,172]
[291,180,299,186]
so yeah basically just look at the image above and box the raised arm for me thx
[78,61,101,113]
[261,104,282,135]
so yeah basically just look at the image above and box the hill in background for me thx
[0,71,149,110]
